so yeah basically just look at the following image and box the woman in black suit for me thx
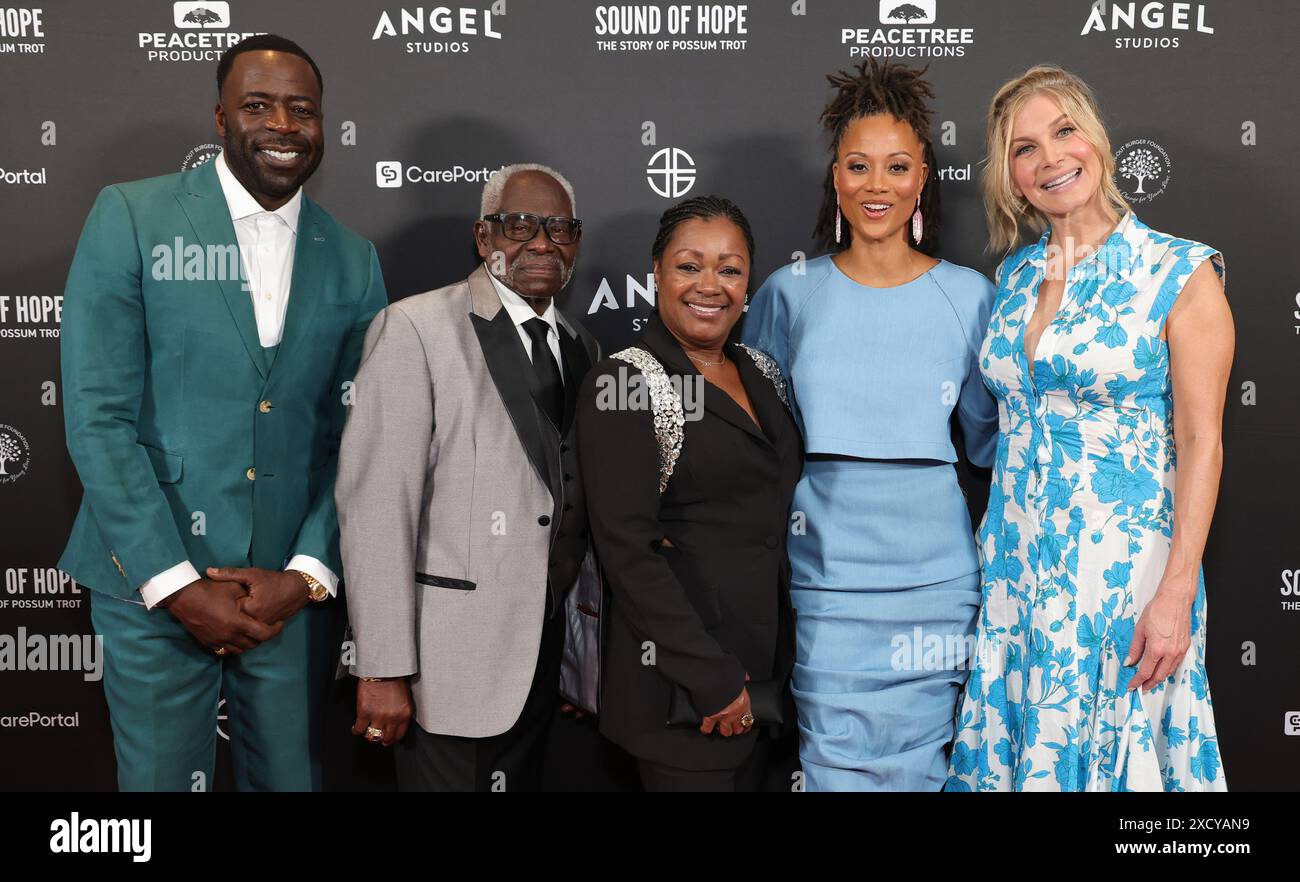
[576,196,802,792]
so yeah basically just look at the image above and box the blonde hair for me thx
[982,65,1129,255]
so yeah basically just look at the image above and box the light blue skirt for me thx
[788,457,980,792]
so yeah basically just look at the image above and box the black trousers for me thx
[394,605,565,792]
[636,734,773,792]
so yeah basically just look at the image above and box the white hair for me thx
[480,163,577,218]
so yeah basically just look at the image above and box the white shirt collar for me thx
[486,265,559,333]
[214,151,302,234]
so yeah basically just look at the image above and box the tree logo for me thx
[0,424,31,484]
[173,2,230,29]
[880,0,936,25]
[1114,138,1172,203]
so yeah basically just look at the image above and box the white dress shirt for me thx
[485,265,563,381]
[137,152,337,609]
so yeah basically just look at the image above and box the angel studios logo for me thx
[1080,1,1215,50]
[137,2,261,63]
[0,423,31,484]
[370,4,504,55]
[1114,138,1171,203]
[841,1,975,59]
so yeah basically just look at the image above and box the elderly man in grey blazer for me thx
[336,164,599,791]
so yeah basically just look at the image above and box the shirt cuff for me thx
[286,555,339,598]
[139,560,202,610]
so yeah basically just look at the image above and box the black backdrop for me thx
[1,0,1297,791]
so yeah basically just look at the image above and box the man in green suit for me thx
[59,34,387,791]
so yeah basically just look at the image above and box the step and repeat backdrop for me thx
[1,0,1297,791]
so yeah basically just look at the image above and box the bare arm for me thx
[1126,258,1233,691]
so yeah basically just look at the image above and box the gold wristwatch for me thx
[296,570,328,602]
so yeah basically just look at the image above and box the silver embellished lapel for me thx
[608,347,684,495]
[737,344,789,409]
[609,344,789,495]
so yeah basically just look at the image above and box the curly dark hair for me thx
[651,194,755,265]
[813,58,941,256]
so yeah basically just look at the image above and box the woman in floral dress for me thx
[946,65,1233,791]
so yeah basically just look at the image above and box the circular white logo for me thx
[1114,138,1171,203]
[0,423,32,484]
[646,147,696,198]
[182,143,223,172]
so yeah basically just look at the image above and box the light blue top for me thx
[741,254,998,467]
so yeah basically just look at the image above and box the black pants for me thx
[395,606,565,792]
[636,734,772,792]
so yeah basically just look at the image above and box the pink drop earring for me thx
[911,197,923,245]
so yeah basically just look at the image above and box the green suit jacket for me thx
[59,159,388,599]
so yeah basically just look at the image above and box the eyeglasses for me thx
[483,212,582,245]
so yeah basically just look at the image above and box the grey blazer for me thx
[336,264,599,738]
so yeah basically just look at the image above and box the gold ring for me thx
[740,713,755,728]
[214,647,227,656]
[365,726,384,741]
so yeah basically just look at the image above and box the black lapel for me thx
[730,344,787,449]
[557,320,592,436]
[639,313,767,445]
[470,307,553,495]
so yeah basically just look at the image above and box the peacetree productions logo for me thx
[841,0,975,59]
[593,4,750,53]
[0,6,45,54]
[138,2,261,62]
[0,423,31,483]
[175,2,227,27]
[1080,1,1215,49]
[647,147,696,198]
[371,5,504,55]
[1113,138,1171,203]
[882,1,935,25]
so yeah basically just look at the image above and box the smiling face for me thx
[1008,93,1105,219]
[833,113,928,247]
[654,216,750,352]
[215,50,324,211]
[474,170,579,302]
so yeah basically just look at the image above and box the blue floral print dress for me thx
[945,212,1228,792]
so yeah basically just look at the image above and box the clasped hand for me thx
[159,567,312,655]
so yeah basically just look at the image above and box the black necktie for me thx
[523,317,563,428]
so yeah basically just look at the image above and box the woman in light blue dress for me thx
[945,66,1231,791]
[742,59,998,791]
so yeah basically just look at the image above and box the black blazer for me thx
[576,313,802,772]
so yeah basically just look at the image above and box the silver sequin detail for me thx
[738,345,789,409]
[609,347,684,494]
[608,345,791,494]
